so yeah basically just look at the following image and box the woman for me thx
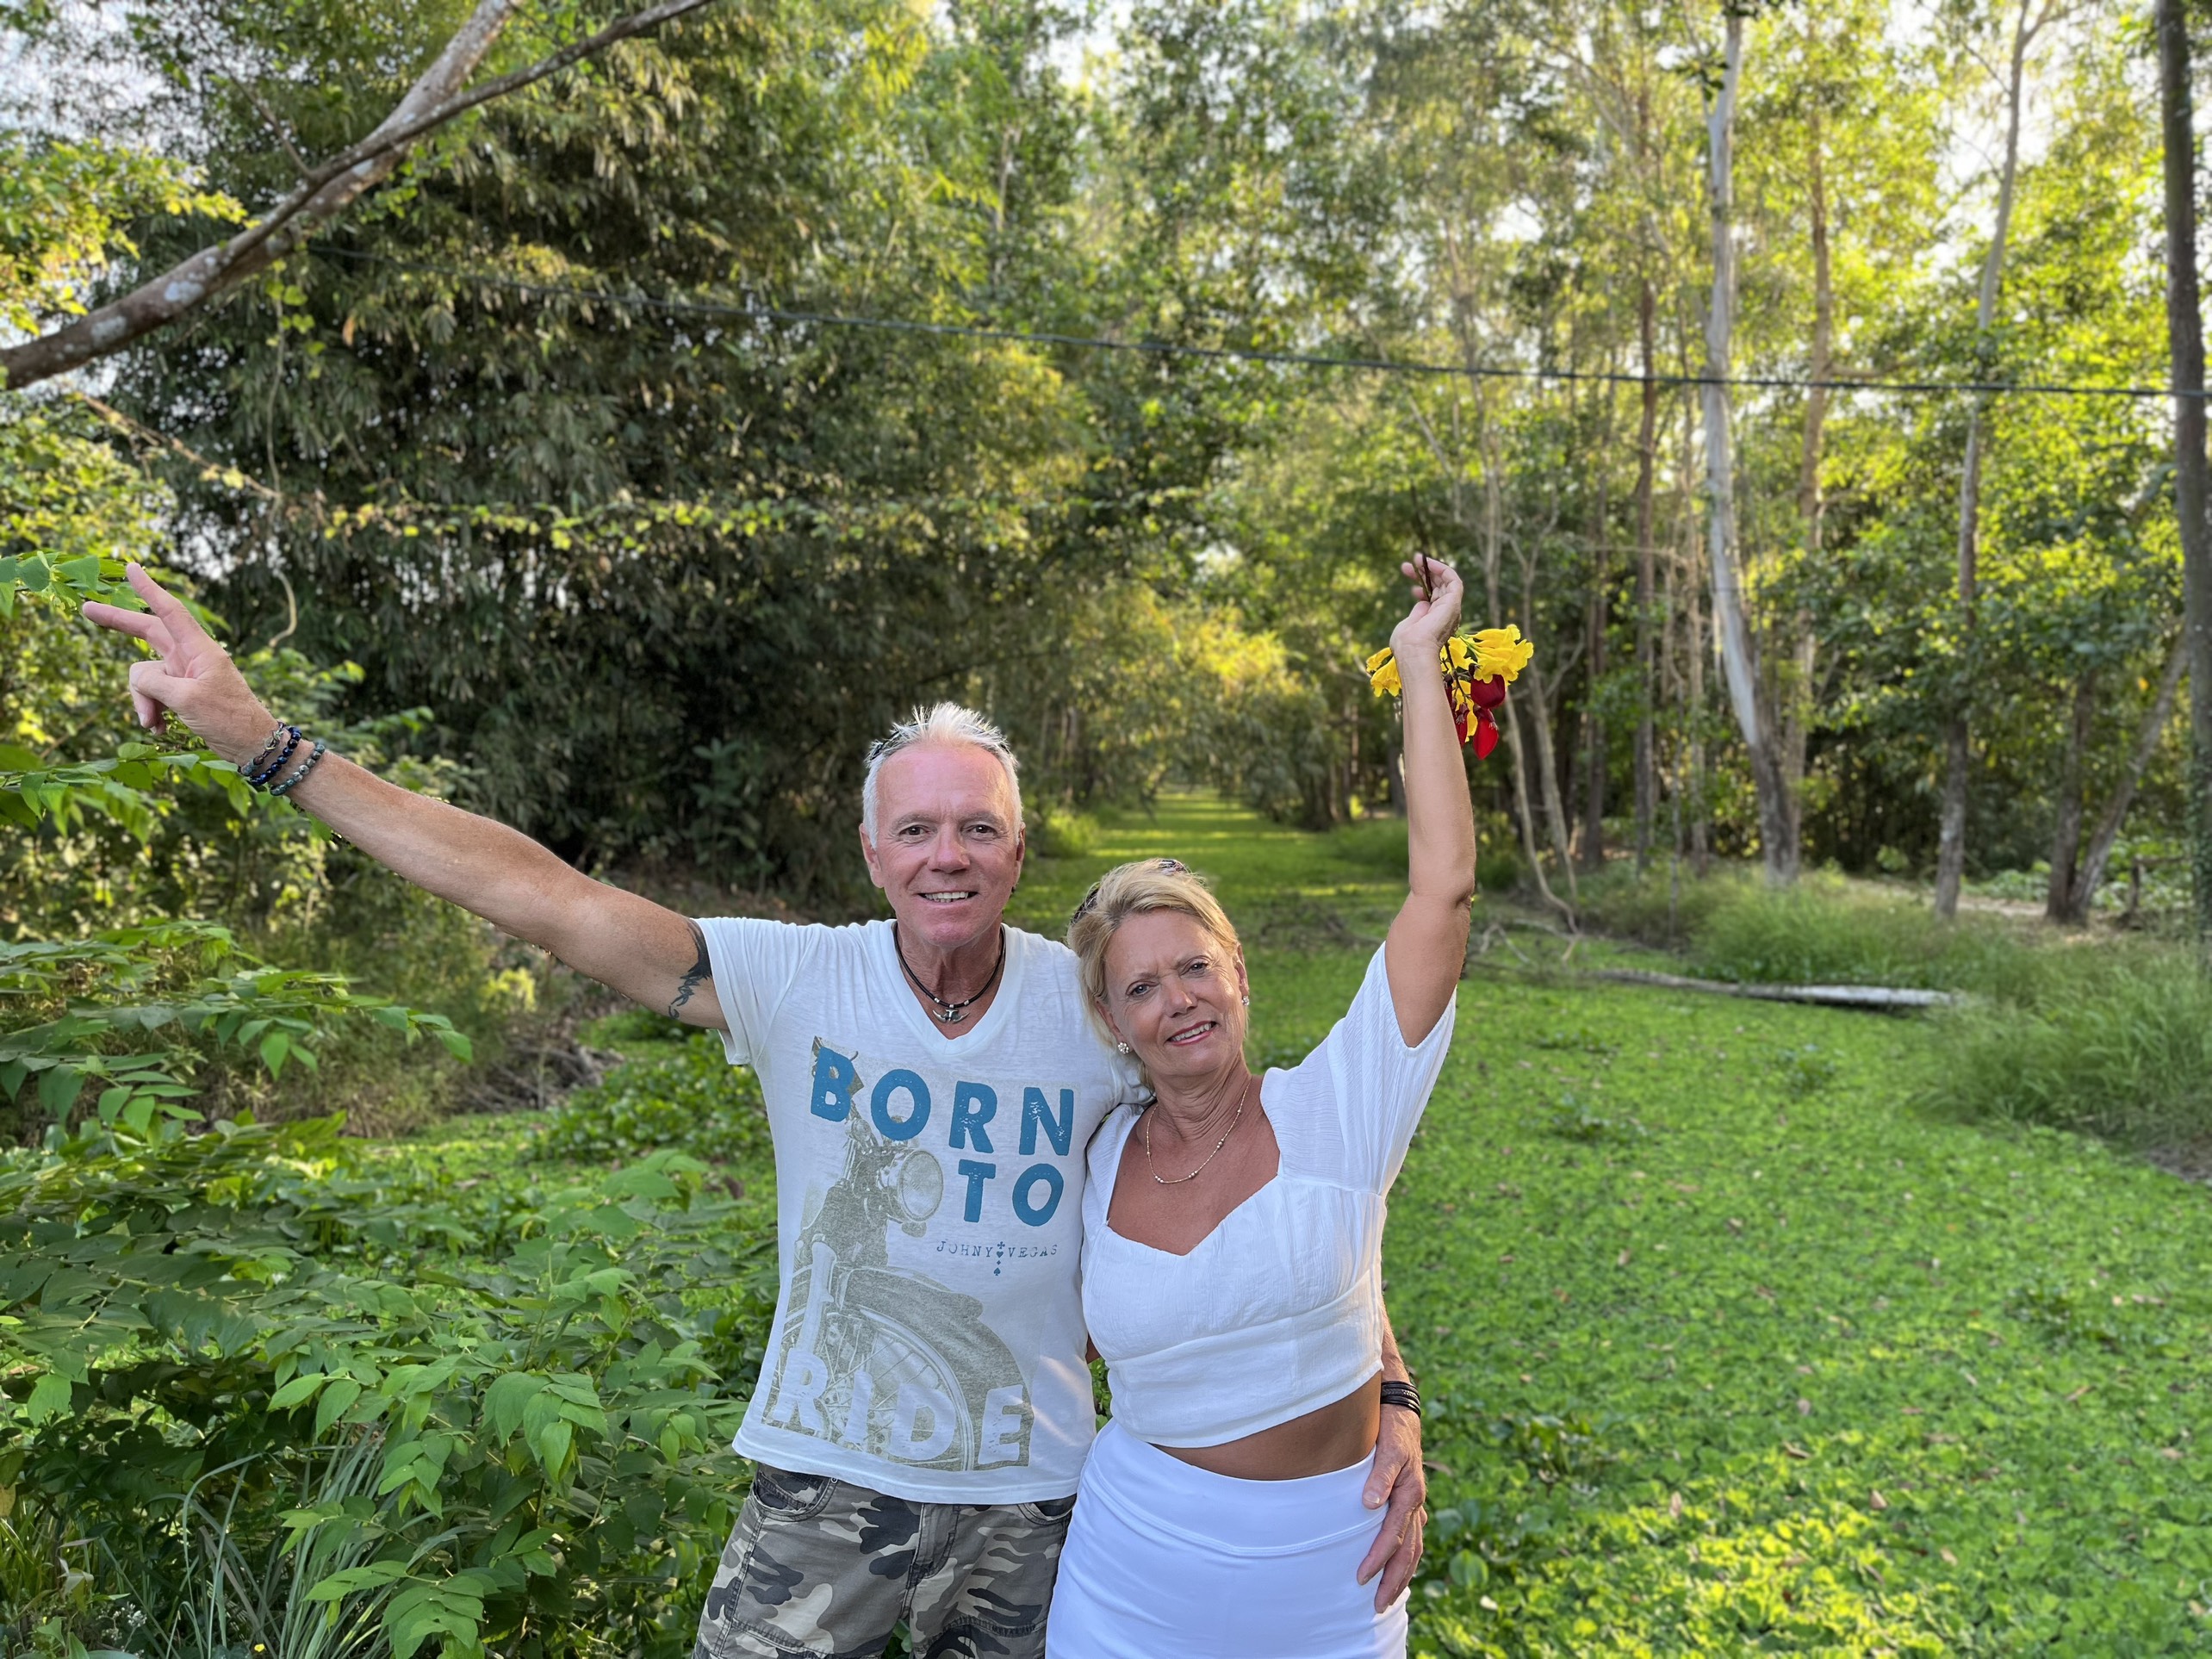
[1052,556,1476,1657]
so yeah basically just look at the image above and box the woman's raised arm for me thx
[84,564,725,1026]
[1382,556,1477,1044]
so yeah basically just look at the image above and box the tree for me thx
[1932,0,2071,919]
[1698,4,1796,882]
[0,0,721,388]
[2158,0,2212,960]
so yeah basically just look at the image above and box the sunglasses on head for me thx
[1072,857,1189,923]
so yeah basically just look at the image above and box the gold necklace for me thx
[1145,1074,1253,1186]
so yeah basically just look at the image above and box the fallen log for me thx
[1574,968,1960,1012]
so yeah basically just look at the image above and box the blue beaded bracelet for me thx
[239,722,289,777]
[267,739,326,798]
[247,725,302,787]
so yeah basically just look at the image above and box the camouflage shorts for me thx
[692,1464,1074,1659]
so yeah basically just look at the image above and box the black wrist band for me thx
[1379,1380,1421,1416]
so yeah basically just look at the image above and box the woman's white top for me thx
[1079,944,1456,1448]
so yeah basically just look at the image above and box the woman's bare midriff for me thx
[1153,1374,1381,1480]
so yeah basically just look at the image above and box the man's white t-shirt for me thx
[697,917,1136,1504]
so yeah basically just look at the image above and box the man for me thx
[86,566,1430,1659]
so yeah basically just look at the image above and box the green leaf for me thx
[37,1066,84,1116]
[528,1418,574,1477]
[314,1376,364,1438]
[303,1561,409,1603]
[24,1373,72,1424]
[482,1372,546,1445]
[269,1373,328,1410]
[259,1029,291,1077]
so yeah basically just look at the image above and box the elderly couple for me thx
[89,553,1476,1657]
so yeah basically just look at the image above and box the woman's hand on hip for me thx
[1357,1403,1426,1609]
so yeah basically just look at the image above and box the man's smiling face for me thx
[860,741,1025,956]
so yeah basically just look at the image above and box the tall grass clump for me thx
[1574,863,1745,948]
[1924,967,2212,1141]
[1686,877,2041,993]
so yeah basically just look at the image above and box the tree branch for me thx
[0,0,722,390]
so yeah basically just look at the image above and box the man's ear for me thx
[858,825,888,892]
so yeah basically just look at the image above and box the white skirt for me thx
[1047,1420,1408,1659]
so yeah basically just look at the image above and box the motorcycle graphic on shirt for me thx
[762,1104,1032,1470]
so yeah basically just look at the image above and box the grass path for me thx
[407,795,2212,1655]
[1022,798,2212,1655]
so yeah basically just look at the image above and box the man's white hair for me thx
[861,702,1024,842]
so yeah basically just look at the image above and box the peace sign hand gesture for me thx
[82,563,276,765]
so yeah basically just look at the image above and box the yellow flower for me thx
[1364,645,1401,699]
[1472,624,1534,684]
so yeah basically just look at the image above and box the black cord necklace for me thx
[892,923,1006,1024]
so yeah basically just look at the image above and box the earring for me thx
[1240,995,1249,1005]
[1115,1041,1131,1054]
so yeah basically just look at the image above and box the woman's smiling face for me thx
[1098,908,1249,1084]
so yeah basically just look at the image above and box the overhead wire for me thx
[314,245,2201,405]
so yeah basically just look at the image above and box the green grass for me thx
[1576,862,2212,1145]
[380,797,2212,1656]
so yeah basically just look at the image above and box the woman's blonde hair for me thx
[1068,858,1243,1050]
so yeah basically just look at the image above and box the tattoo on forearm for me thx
[668,922,712,1019]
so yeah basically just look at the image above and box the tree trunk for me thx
[1581,383,1616,871]
[1520,643,1581,898]
[2158,0,2212,965]
[1699,14,1793,882]
[1482,408,1572,920]
[1936,0,2039,919]
[2068,633,2186,922]
[1681,390,1712,877]
[1633,276,1662,873]
[1786,75,1833,872]
[2045,677,2095,922]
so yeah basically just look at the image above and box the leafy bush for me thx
[0,1109,773,1659]
[531,1035,770,1170]
[0,918,469,1145]
[1032,810,1099,858]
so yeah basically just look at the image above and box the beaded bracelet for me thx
[238,722,292,779]
[247,726,303,787]
[267,739,327,798]
[1379,1380,1422,1416]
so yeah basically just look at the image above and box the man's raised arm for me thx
[84,564,725,1027]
